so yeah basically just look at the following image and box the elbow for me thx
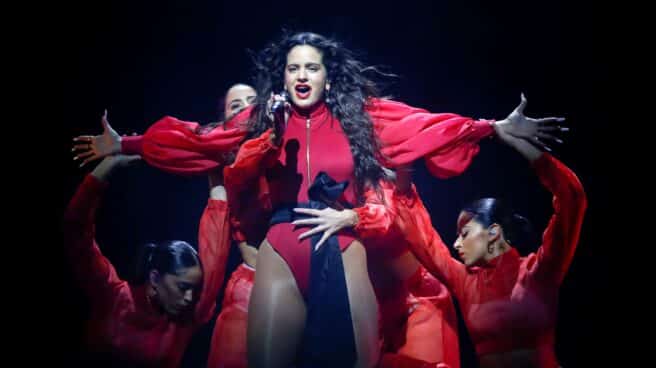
[568,177,588,213]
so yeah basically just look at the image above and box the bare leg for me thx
[248,239,379,368]
[343,240,381,368]
[247,240,306,368]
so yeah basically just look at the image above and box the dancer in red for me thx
[394,117,586,367]
[63,154,230,367]
[71,83,263,368]
[363,179,460,368]
[205,83,265,368]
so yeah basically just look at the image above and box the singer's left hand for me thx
[292,207,359,250]
[493,93,567,152]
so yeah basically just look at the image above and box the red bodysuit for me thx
[220,99,495,295]
[396,153,587,367]
[63,175,231,368]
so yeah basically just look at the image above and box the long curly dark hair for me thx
[248,31,392,201]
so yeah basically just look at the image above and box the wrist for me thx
[345,209,359,227]
[91,160,114,182]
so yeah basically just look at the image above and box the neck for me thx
[484,241,511,263]
[145,284,163,312]
[290,100,326,118]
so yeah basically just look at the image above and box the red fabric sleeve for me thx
[367,98,494,178]
[194,199,232,325]
[62,175,126,308]
[121,107,253,175]
[353,181,397,240]
[223,129,278,243]
[393,185,468,299]
[121,135,144,155]
[529,153,587,285]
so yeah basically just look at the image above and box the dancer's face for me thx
[284,45,329,109]
[453,212,490,266]
[224,84,256,120]
[152,265,202,317]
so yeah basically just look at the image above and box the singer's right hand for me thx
[266,92,289,145]
[265,92,289,122]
